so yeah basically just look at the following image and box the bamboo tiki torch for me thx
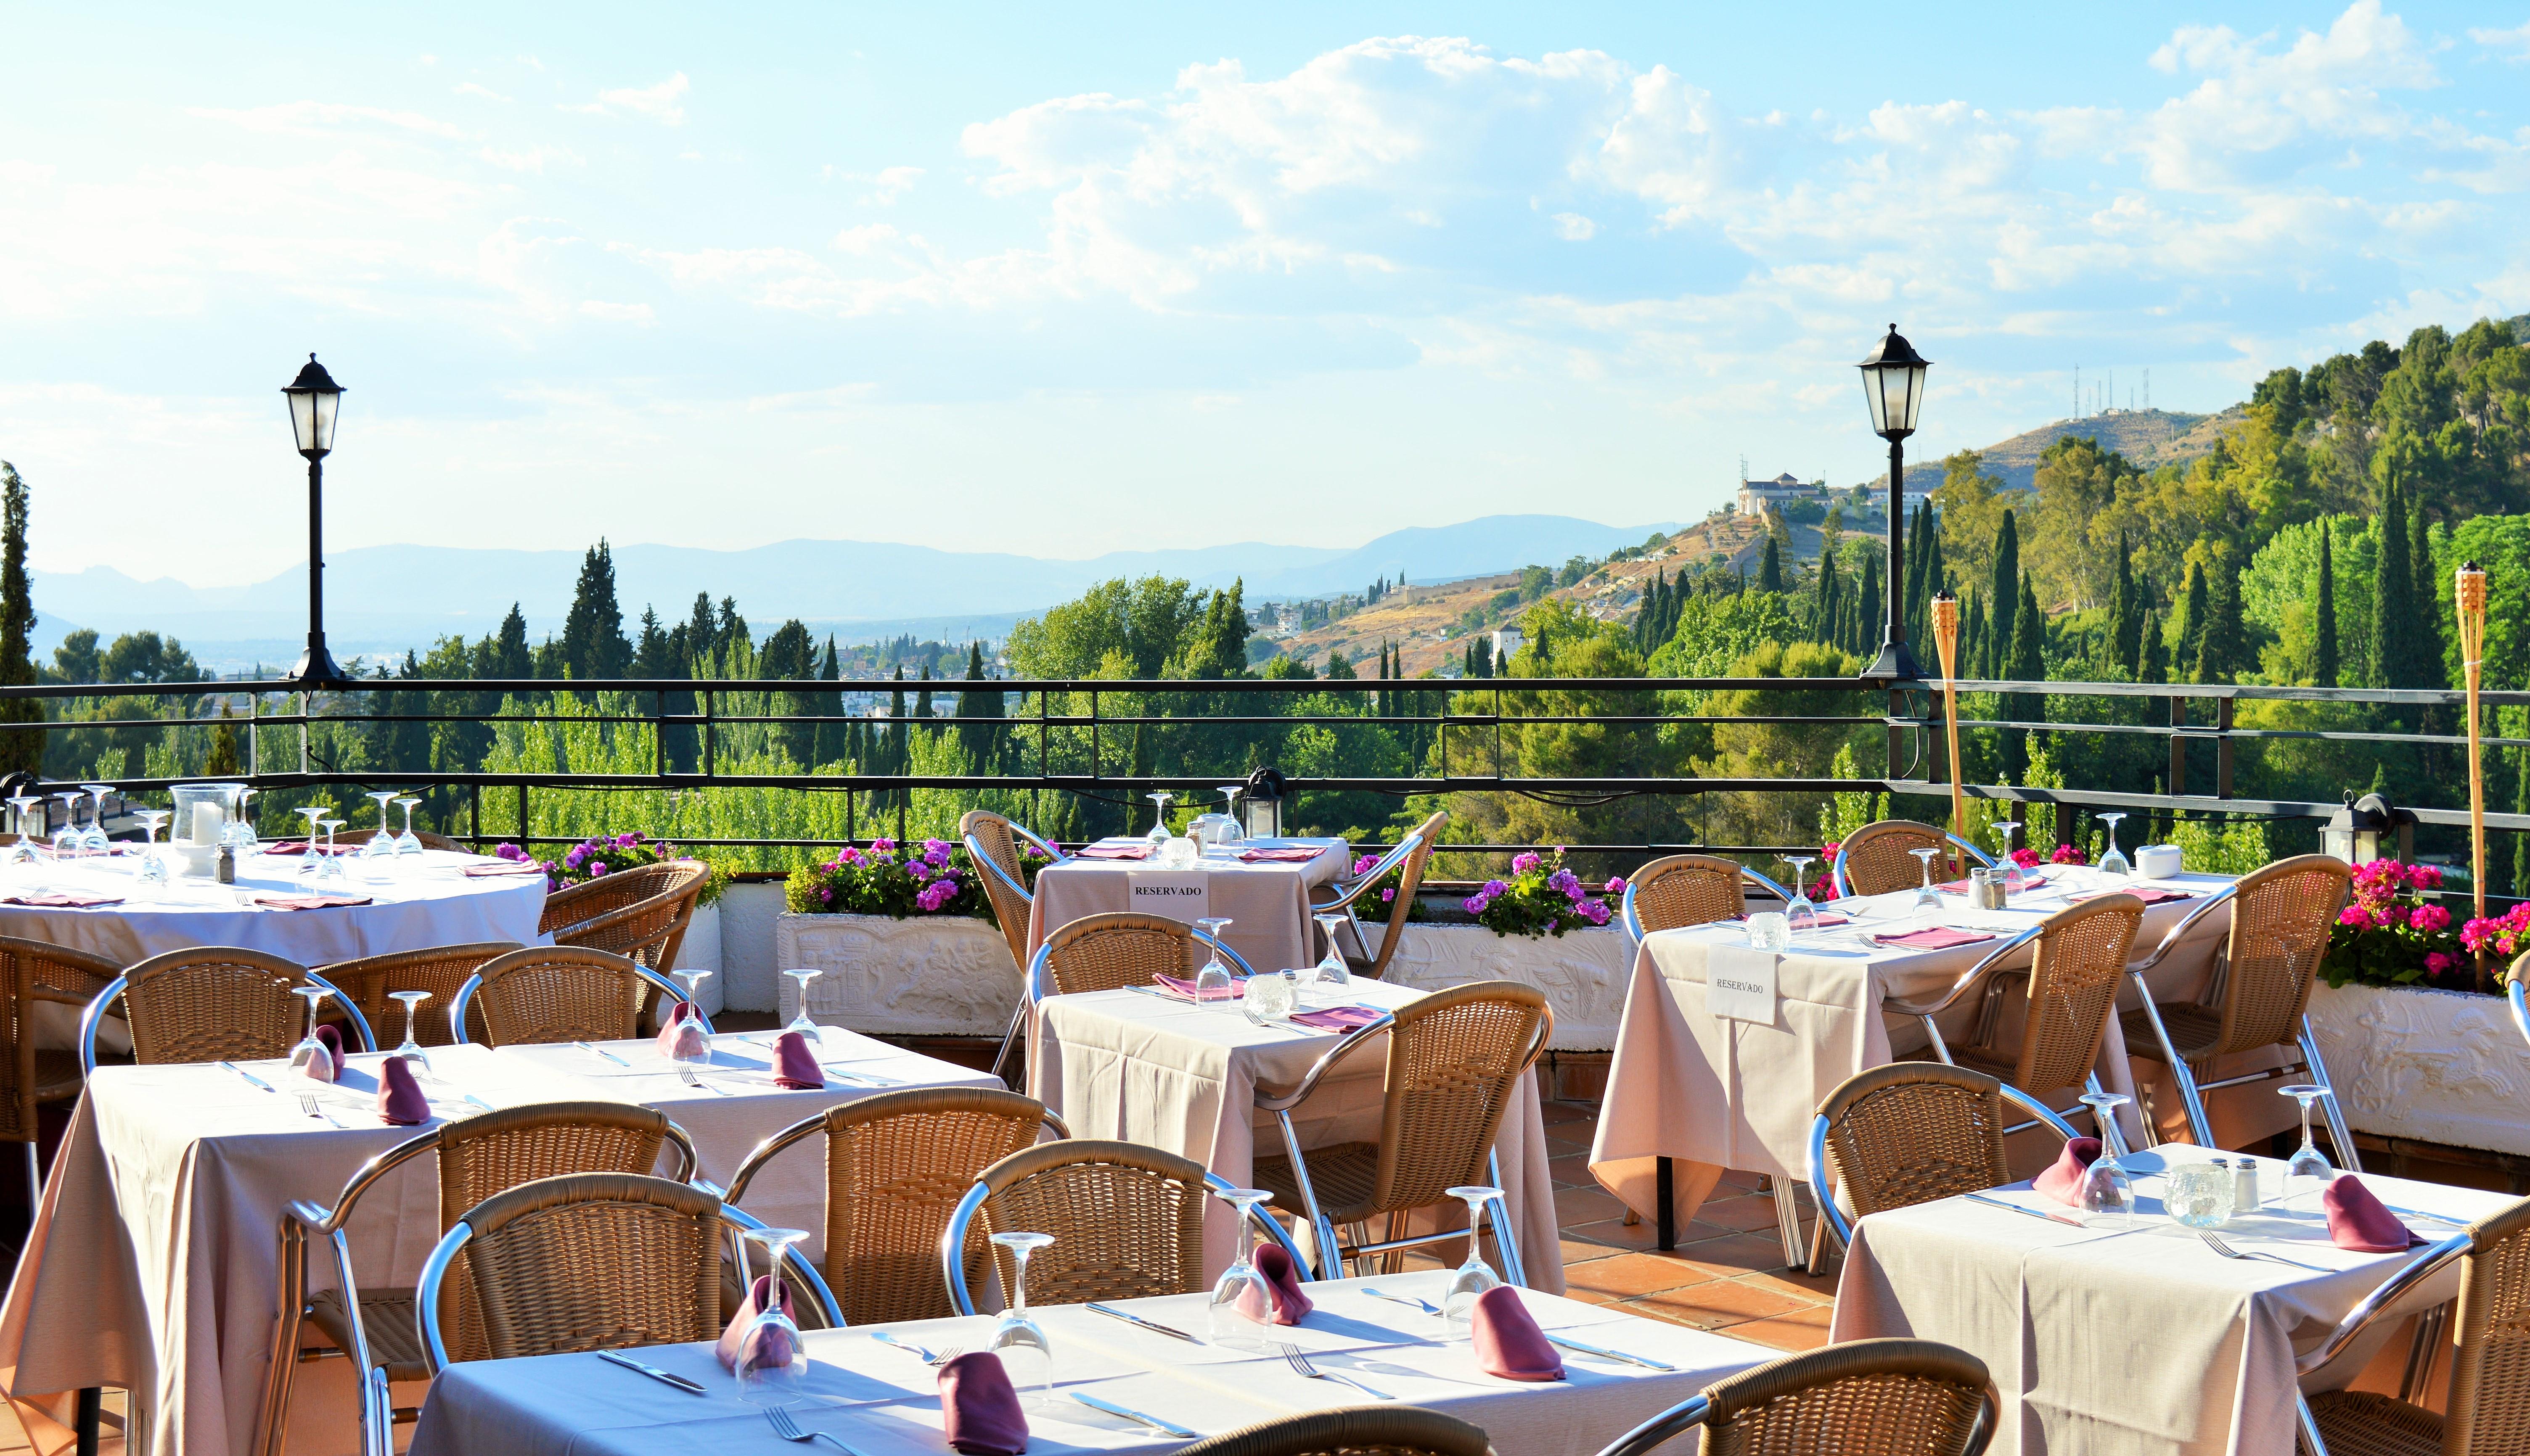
[2457,561,2489,990]
[1932,591,1966,878]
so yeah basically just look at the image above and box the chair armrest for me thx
[1883,924,2045,1018]
[1311,834,1422,915]
[2296,1232,2472,1375]
[965,835,1036,902]
[284,1199,338,1233]
[1254,1012,1397,1112]
[2125,884,2239,976]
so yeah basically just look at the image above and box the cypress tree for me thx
[0,462,40,772]
[492,604,532,680]
[2193,559,2244,685]
[560,538,631,681]
[2140,609,2170,685]
[2373,481,2412,689]
[1815,550,1841,639]
[2178,561,2210,671]
[2412,507,2445,689]
[958,642,1003,763]
[1854,551,1882,658]
[1964,590,1988,679]
[2313,523,2339,688]
[1757,535,1784,594]
[2004,571,2046,779]
[1989,510,2020,666]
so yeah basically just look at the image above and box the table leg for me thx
[1655,1157,1675,1250]
[74,1387,98,1456]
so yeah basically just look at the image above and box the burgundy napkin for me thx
[0,892,125,908]
[655,1001,709,1061]
[2031,1137,2101,1207]
[461,862,546,877]
[1939,874,2050,895]
[253,893,374,910]
[1075,843,1152,861]
[772,1030,823,1090]
[939,1351,1029,1455]
[715,1273,799,1372]
[1871,926,1996,950]
[1154,972,1248,1001]
[1238,846,1323,863]
[2323,1176,2426,1253]
[1470,1285,1564,1382]
[1289,1004,1385,1033]
[377,1056,429,1125]
[1233,1240,1314,1325]
[2069,885,2197,905]
[303,1025,344,1083]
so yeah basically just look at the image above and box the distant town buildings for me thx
[1734,472,1822,518]
[1490,628,1524,664]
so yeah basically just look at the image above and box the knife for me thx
[217,1061,278,1093]
[1544,1333,1678,1371]
[1085,1302,1202,1343]
[574,1041,631,1066]
[1070,1391,1199,1438]
[595,1348,706,1393]
[1964,1192,2087,1228]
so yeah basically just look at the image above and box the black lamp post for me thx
[1858,323,1931,681]
[281,354,347,685]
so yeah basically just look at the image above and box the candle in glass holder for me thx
[191,801,225,846]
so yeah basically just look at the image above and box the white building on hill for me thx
[1736,472,1826,518]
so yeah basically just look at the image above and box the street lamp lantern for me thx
[281,354,347,685]
[1858,323,1932,681]
[282,353,344,457]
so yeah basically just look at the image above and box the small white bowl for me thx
[2136,844,2184,879]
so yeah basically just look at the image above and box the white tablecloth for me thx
[1031,978,1564,1294]
[410,1268,1774,1456]
[1028,840,1350,979]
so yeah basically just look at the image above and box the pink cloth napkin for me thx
[1471,1285,1564,1381]
[461,862,546,877]
[2069,885,2197,905]
[655,1001,709,1061]
[2031,1137,2101,1207]
[262,841,354,856]
[939,1352,1029,1455]
[2323,1176,2426,1253]
[1939,874,2050,895]
[1074,843,1151,861]
[1289,1004,1384,1033]
[1238,846,1322,863]
[715,1273,799,1371]
[1154,972,1248,1001]
[772,1030,823,1090]
[253,893,373,910]
[303,1025,344,1083]
[377,1057,429,1125]
[0,892,124,908]
[1233,1240,1314,1325]
[1871,925,1996,950]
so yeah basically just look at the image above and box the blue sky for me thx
[4,1,2528,584]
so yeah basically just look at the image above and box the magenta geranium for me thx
[1461,848,1614,937]
[785,836,1033,923]
[494,830,687,896]
[2322,859,2467,990]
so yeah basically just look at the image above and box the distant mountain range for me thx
[31,513,1680,672]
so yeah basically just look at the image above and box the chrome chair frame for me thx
[990,925,1254,1085]
[963,822,1072,904]
[1307,825,1431,964]
[1805,1076,2083,1264]
[2286,1228,2477,1456]
[939,1169,1318,1316]
[1619,866,1793,949]
[1596,1375,2000,1456]
[1889,921,2134,1158]
[1829,832,1995,900]
[2507,952,2530,1050]
[79,967,374,1077]
[444,960,709,1045]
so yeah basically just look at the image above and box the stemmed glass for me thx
[294,806,328,879]
[732,1228,810,1406]
[314,820,348,886]
[230,786,261,856]
[1206,1188,1278,1350]
[134,810,171,892]
[1309,912,1352,993]
[1192,918,1237,1004]
[2279,1085,2336,1192]
[988,1231,1055,1406]
[79,785,112,853]
[1909,848,1945,926]
[1215,785,1246,845]
[1782,856,1818,933]
[50,792,84,858]
[2098,813,2131,879]
[783,969,823,1044]
[1991,820,2025,896]
[360,791,400,859]
[393,797,424,856]
[5,795,42,867]
[670,970,714,1064]
[2075,1091,2136,1227]
[1441,1185,1506,1342]
[389,991,434,1074]
[288,984,337,1078]
[1144,791,1175,847]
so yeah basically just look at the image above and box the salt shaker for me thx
[215,843,236,885]
[2206,1157,2234,1222]
[2232,1155,2263,1215]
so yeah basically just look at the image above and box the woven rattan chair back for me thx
[333,827,469,853]
[2442,1193,2530,1455]
[118,946,315,1065]
[2205,854,2351,1058]
[1628,854,1749,933]
[1172,1407,1498,1456]
[1369,980,1551,1215]
[541,859,710,972]
[1818,1063,2011,1219]
[1694,1338,1996,1456]
[0,936,119,1141]
[823,1086,1051,1324]
[450,1172,722,1361]
[973,1139,1208,1306]
[1840,821,1958,898]
[961,810,1035,977]
[1040,912,1196,997]
[318,942,518,1049]
[1358,810,1447,980]
[2006,897,2145,1094]
[471,946,656,1046]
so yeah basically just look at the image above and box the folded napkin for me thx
[1870,925,1996,950]
[254,893,374,911]
[1471,1285,1564,1382]
[1075,843,1152,861]
[715,1273,799,1372]
[461,862,547,877]
[303,1024,344,1083]
[2069,885,2197,905]
[1793,912,1850,928]
[1233,1239,1314,1325]
[261,842,355,856]
[1154,972,1248,1001]
[939,1351,1029,1455]
[1238,846,1323,863]
[377,1056,429,1125]
[655,1001,710,1062]
[1289,1004,1385,1033]
[1939,874,2050,895]
[772,1030,823,1090]
[2323,1176,2427,1253]
[2031,1137,2102,1208]
[0,892,124,908]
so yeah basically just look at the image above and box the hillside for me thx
[1895,407,2237,494]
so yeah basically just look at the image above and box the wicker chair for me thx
[447,946,703,1047]
[256,1102,702,1456]
[722,1086,1067,1327]
[540,859,710,973]
[941,1140,1212,1314]
[0,937,120,1197]
[316,943,520,1049]
[1597,1338,1998,1456]
[1175,1407,1497,1456]
[1249,980,1550,1284]
[2120,854,2355,1159]
[1621,854,1795,943]
[1308,810,1448,981]
[990,912,1252,1083]
[78,946,373,1075]
[2506,952,2529,1053]
[961,809,1067,977]
[1831,820,1995,899]
[1805,1062,2081,1271]
[332,827,470,853]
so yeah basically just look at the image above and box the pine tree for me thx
[492,604,531,679]
[2004,571,2046,779]
[1758,535,1784,594]
[1324,651,1356,681]
[560,539,631,681]
[2313,523,2339,688]
[2373,481,2413,689]
[0,462,40,772]
[680,594,717,672]
[1989,510,2020,670]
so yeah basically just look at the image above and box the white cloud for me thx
[578,299,654,322]
[188,100,467,140]
[563,72,690,125]
[479,143,582,173]
[2469,21,2530,61]
[454,81,511,101]
[1552,212,1597,240]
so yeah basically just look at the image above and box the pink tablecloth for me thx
[1027,839,1350,977]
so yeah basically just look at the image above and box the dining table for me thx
[0,1031,996,1456]
[1029,976,1564,1293]
[408,1266,1774,1456]
[1829,1145,2514,1456]
[1026,838,1351,980]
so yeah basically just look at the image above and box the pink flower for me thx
[1604,877,1627,894]
[2010,847,2043,869]
[1380,888,1395,902]
[839,846,863,863]
[2409,904,2452,933]
[2050,844,2087,866]
[1510,852,1542,874]
[872,838,897,853]
[2338,906,2371,928]
[2426,952,2458,974]
[588,861,607,876]
[2410,865,2444,889]
[2370,906,2398,929]
[1821,841,1841,860]
[1462,894,1490,915]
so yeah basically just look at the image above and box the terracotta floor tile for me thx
[1538,1100,1593,1125]
[1564,1216,1664,1253]
[1551,1184,1628,1225]
[1732,1264,1839,1302]
[1547,1152,1592,1188]
[1624,1278,1808,1330]
[1660,1231,1798,1279]
[1559,1236,1623,1267]
[1563,1252,1724,1300]
[1695,1194,1793,1234]
[1725,1304,1835,1352]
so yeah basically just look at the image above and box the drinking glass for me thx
[393,797,425,856]
[988,1231,1056,1405]
[1746,911,1790,951]
[1991,821,2025,896]
[1781,856,1817,933]
[1205,1188,1278,1350]
[2165,1162,2236,1229]
[1309,912,1352,992]
[783,969,823,1043]
[2098,814,2131,879]
[670,970,714,1063]
[79,785,112,854]
[1909,848,1945,926]
[288,984,337,1078]
[230,786,262,855]
[1242,969,1296,1025]
[50,792,84,858]
[1144,791,1175,846]
[134,810,171,891]
[1215,785,1246,845]
[5,795,42,867]
[1192,918,1236,1004]
[295,807,328,879]
[733,1228,810,1406]
[2279,1085,2336,1190]
[360,791,400,859]
[2075,1091,2136,1227]
[1440,1185,1506,1342]
[389,990,433,1073]
[315,820,348,885]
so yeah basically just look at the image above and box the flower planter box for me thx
[1365,922,1633,1052]
[773,912,1020,1037]
[2305,981,2530,1157]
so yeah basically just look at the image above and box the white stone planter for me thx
[773,912,1020,1037]
[2306,981,2530,1157]
[1366,921,1632,1052]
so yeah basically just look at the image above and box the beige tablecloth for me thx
[1588,872,2242,1232]
[1830,1147,2512,1456]
[1032,978,1564,1294]
[410,1268,1770,1456]
[1027,840,1350,978]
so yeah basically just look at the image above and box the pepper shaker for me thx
[215,843,236,885]
[2232,1155,2263,1215]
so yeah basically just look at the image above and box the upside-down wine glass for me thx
[295,806,328,878]
[783,968,823,1044]
[230,786,261,856]
[389,990,434,1074]
[393,797,424,856]
[670,970,714,1063]
[315,820,349,886]
[50,792,84,859]
[79,785,112,854]
[988,1231,1056,1406]
[5,795,42,867]
[1206,1188,1279,1350]
[1782,856,1818,933]
[1215,785,1246,845]
[1193,917,1236,1004]
[1144,790,1175,847]
[1441,1185,1506,1342]
[361,791,400,859]
[134,809,171,892]
[288,984,337,1079]
[733,1228,810,1406]
[1309,912,1352,993]
[1909,848,1945,927]
[1991,820,2025,896]
[2279,1084,2336,1193]
[2075,1091,2136,1228]
[2098,813,2131,879]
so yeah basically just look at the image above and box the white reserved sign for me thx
[1126,870,1210,925]
[1704,945,1780,1025]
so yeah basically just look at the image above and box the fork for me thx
[2198,1229,2327,1271]
[762,1404,863,1452]
[676,1065,733,1096]
[869,1330,962,1366]
[294,1091,341,1127]
[1276,1342,1392,1400]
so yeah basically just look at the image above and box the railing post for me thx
[2215,697,2235,800]
[701,691,716,780]
[1089,691,1101,780]
[1887,689,1905,782]
[653,690,666,780]
[2167,696,2187,798]
[516,783,529,845]
[468,784,481,848]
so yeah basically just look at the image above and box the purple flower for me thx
[1380,888,1395,902]
[1604,877,1627,894]
[1544,920,1559,934]
[908,861,930,881]
[495,843,524,861]
[872,837,898,853]
[1510,852,1541,875]
[1463,895,1490,915]
[588,861,608,876]
[564,846,588,868]
[614,832,638,848]
[1482,879,1508,896]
